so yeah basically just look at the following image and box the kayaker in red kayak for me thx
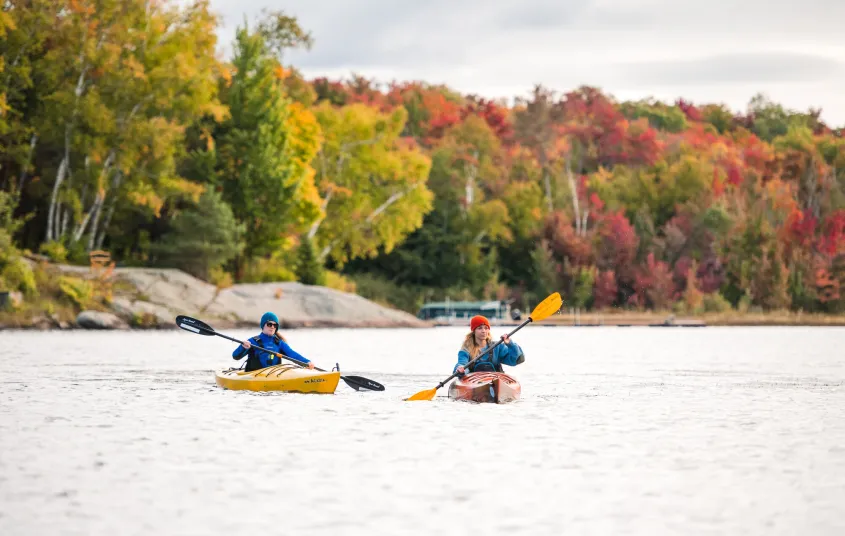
[232,312,315,372]
[454,315,525,376]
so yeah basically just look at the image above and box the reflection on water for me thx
[1,326,844,535]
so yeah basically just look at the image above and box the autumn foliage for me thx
[1,4,844,315]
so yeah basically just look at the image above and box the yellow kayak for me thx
[214,365,341,394]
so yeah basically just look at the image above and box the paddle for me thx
[175,315,385,392]
[404,292,562,401]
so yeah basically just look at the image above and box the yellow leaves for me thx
[68,0,96,17]
[0,11,16,37]
[219,65,234,87]
[764,178,797,214]
[201,101,229,123]
[310,100,435,264]
[327,184,354,198]
[128,189,164,217]
[159,177,206,204]
[200,128,215,152]
[128,178,205,217]
[509,144,531,160]
[471,199,513,243]
[588,167,614,193]
[283,104,323,206]
[273,65,290,80]
[297,168,324,213]
[285,102,322,153]
[708,140,730,160]
[122,56,147,80]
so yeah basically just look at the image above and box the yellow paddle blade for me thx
[405,387,437,401]
[529,292,563,322]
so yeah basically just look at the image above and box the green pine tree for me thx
[185,23,322,276]
[295,234,325,286]
[151,190,245,280]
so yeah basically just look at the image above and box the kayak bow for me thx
[448,371,521,404]
[214,364,341,393]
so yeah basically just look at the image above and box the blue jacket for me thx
[232,332,310,371]
[453,339,524,375]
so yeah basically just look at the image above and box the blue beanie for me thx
[260,312,279,328]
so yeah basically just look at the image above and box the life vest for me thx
[243,335,282,371]
[468,351,503,373]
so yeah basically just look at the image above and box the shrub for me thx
[702,292,732,313]
[58,276,93,309]
[1,257,38,298]
[39,241,68,263]
[325,271,356,294]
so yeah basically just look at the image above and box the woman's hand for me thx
[501,334,510,344]
[241,340,251,350]
[456,365,465,374]
[307,362,315,369]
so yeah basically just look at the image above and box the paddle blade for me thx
[405,387,437,401]
[341,375,386,392]
[175,315,215,336]
[528,292,563,322]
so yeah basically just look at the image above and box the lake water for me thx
[1,325,844,535]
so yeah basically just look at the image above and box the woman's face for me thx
[473,324,490,344]
[262,320,277,336]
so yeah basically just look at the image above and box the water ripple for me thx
[1,326,844,535]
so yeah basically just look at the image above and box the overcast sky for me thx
[203,0,845,126]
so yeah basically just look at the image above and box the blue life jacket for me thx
[232,332,310,372]
[454,339,525,376]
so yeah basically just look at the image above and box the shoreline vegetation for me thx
[1,255,844,330]
[2,3,844,330]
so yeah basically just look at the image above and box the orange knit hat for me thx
[470,315,490,331]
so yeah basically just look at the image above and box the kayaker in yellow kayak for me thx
[453,315,525,376]
[232,312,315,372]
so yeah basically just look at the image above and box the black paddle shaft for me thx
[175,315,385,391]
[435,317,533,389]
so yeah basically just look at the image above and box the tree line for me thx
[2,1,843,316]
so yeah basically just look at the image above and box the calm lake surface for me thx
[1,326,844,535]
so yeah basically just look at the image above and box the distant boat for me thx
[416,299,520,324]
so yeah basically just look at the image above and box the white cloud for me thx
[202,0,845,125]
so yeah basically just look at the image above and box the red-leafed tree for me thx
[312,77,349,106]
[819,210,845,257]
[632,253,675,309]
[677,99,702,122]
[543,210,593,267]
[696,257,725,294]
[595,211,639,288]
[461,96,513,143]
[593,269,618,309]
[559,86,664,170]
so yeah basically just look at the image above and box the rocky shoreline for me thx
[7,261,845,331]
[1,263,431,331]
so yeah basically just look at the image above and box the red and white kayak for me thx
[448,371,521,404]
